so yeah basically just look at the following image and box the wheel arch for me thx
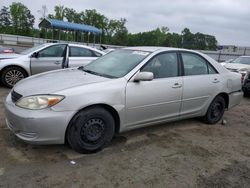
[65,103,121,143]
[0,65,29,77]
[217,92,229,109]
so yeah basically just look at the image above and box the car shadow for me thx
[1,117,204,160]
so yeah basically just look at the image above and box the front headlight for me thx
[16,95,64,110]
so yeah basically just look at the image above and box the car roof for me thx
[44,43,105,54]
[123,46,197,53]
[239,56,250,58]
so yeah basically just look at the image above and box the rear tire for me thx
[67,107,115,154]
[1,67,27,88]
[243,88,250,97]
[203,95,225,124]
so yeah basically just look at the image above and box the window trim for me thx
[140,51,181,79]
[178,51,218,76]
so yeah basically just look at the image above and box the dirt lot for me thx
[0,87,250,188]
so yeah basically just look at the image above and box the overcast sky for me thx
[1,0,250,46]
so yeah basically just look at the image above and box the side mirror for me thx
[31,52,39,58]
[134,72,154,82]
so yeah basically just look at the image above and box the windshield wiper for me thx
[78,66,84,70]
[79,67,117,79]
[83,69,100,76]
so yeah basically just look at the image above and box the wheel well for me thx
[65,104,121,143]
[0,65,28,77]
[218,92,229,109]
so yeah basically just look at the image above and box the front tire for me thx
[203,95,225,124]
[67,107,115,154]
[1,67,27,88]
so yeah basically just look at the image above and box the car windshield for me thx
[20,44,48,55]
[231,57,250,65]
[82,49,150,78]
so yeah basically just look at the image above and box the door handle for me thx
[54,61,61,65]
[212,78,220,83]
[172,83,182,88]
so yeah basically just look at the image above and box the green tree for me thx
[205,35,217,50]
[127,27,167,46]
[110,18,128,45]
[81,10,108,30]
[0,6,11,33]
[64,8,81,23]
[164,33,182,47]
[181,28,195,49]
[193,32,206,50]
[9,2,35,36]
[48,5,65,20]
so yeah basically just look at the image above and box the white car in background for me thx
[0,43,105,87]
[223,56,250,95]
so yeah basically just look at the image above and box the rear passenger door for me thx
[180,52,220,118]
[68,46,102,67]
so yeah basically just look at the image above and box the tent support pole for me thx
[87,32,90,45]
[59,29,61,41]
[52,27,54,40]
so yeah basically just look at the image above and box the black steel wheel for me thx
[67,107,115,154]
[1,67,26,88]
[203,95,225,124]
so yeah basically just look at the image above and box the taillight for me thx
[241,73,246,83]
[3,49,14,53]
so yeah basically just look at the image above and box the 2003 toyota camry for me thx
[5,47,243,153]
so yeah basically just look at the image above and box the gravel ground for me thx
[0,87,250,188]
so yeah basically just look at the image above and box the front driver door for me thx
[125,52,183,128]
[30,44,67,75]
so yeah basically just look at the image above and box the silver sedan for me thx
[5,47,243,153]
[0,43,105,88]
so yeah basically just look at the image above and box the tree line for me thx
[0,2,217,50]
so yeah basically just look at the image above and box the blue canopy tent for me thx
[39,18,102,43]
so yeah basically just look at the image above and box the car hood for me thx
[0,53,21,60]
[14,68,110,96]
[224,63,250,71]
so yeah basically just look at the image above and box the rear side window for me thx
[181,52,217,76]
[70,47,101,57]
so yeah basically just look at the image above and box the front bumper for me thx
[4,93,76,144]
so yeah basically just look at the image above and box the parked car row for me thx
[0,43,105,87]
[0,45,15,54]
[222,56,250,95]
[4,46,243,153]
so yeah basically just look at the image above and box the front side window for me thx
[141,52,178,79]
[70,47,99,57]
[38,45,66,58]
[182,52,216,76]
[83,49,150,78]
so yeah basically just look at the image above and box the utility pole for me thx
[38,5,48,40]
[37,5,48,19]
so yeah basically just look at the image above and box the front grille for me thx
[11,90,22,103]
